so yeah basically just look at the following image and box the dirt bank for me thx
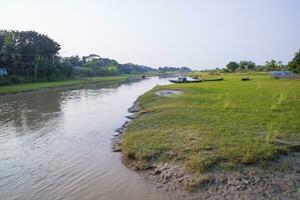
[112,100,300,200]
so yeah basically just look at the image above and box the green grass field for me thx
[122,74,300,174]
[0,75,140,95]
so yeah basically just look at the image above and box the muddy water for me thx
[0,77,174,200]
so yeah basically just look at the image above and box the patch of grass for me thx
[184,174,214,192]
[219,161,238,171]
[0,75,139,95]
[266,124,279,144]
[185,154,219,173]
[122,74,300,174]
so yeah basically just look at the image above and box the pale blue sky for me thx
[1,0,300,69]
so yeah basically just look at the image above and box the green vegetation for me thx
[226,61,240,72]
[203,50,300,74]
[288,49,300,73]
[0,30,192,86]
[0,75,139,95]
[0,30,156,86]
[122,74,300,175]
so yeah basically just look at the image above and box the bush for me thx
[0,77,10,85]
[288,49,300,73]
[0,75,31,85]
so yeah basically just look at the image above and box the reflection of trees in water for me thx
[0,78,143,136]
[0,91,62,134]
[81,78,143,89]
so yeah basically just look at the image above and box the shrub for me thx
[0,75,31,85]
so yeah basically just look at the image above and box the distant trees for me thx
[226,62,239,72]
[223,59,290,73]
[265,60,284,71]
[0,30,67,83]
[119,63,154,74]
[288,49,300,73]
[239,61,256,70]
[62,55,82,67]
[158,66,191,73]
[78,58,155,77]
[0,30,157,85]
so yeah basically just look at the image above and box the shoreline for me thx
[112,101,140,153]
[0,75,142,96]
[113,102,300,199]
[113,84,300,199]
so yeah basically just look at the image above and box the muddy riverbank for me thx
[114,95,300,200]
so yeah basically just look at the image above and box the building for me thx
[82,54,100,62]
[270,71,293,79]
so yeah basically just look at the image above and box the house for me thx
[0,67,8,76]
[82,54,101,62]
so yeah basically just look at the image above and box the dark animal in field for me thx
[241,78,251,81]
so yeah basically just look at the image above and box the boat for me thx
[169,77,203,83]
[203,78,224,81]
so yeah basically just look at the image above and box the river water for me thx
[0,77,174,200]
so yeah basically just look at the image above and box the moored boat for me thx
[203,78,224,81]
[169,79,203,83]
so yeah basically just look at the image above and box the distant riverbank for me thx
[0,75,142,95]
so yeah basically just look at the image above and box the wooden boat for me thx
[169,79,203,83]
[203,78,224,81]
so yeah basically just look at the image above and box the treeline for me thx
[0,30,69,85]
[0,30,155,85]
[225,60,288,72]
[63,54,155,77]
[201,50,300,74]
[158,66,191,73]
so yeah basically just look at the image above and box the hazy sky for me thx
[1,0,300,69]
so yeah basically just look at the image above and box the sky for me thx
[1,0,300,69]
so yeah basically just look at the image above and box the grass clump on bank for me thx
[0,75,139,95]
[122,74,300,174]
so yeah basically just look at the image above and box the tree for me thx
[32,56,41,80]
[0,30,63,79]
[247,61,256,70]
[265,60,282,71]
[62,56,82,67]
[239,60,256,71]
[226,61,239,72]
[288,49,300,73]
[239,61,248,70]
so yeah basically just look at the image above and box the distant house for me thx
[0,67,8,76]
[82,54,101,62]
[270,71,293,79]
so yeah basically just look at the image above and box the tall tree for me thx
[239,60,256,70]
[288,49,300,73]
[0,30,61,78]
[265,60,282,71]
[226,61,239,72]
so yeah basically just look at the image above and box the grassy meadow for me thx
[0,75,140,95]
[122,74,300,174]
